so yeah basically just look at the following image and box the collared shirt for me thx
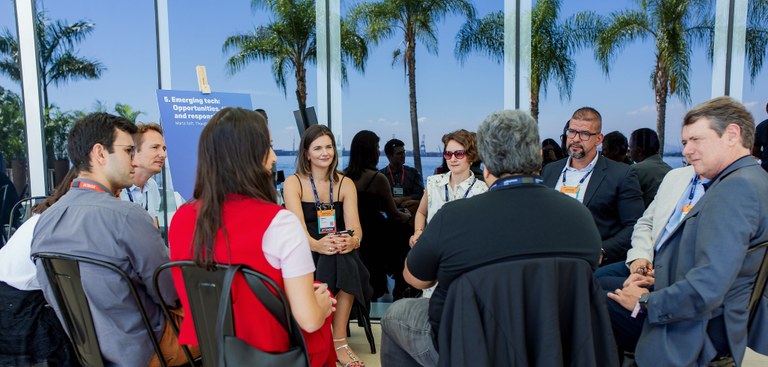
[31,179,176,367]
[119,177,161,221]
[379,164,425,199]
[655,175,709,251]
[425,172,488,224]
[554,154,600,203]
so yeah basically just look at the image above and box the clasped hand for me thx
[315,233,356,255]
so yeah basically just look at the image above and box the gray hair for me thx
[477,110,541,177]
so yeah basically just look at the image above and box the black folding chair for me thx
[6,196,47,239]
[153,261,310,367]
[33,252,172,367]
[0,184,8,244]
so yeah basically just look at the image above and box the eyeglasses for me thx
[113,144,137,159]
[443,150,466,160]
[565,129,599,140]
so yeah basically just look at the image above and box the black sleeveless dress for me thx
[354,172,392,299]
[301,199,372,306]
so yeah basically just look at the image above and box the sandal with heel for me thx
[334,337,365,367]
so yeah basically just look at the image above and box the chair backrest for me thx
[748,241,768,329]
[0,184,7,243]
[6,196,47,239]
[154,261,308,367]
[34,252,167,367]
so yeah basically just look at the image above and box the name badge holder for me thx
[310,175,337,234]
[445,176,477,202]
[559,166,594,200]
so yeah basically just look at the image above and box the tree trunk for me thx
[295,63,308,128]
[530,83,540,122]
[654,56,669,156]
[406,31,422,176]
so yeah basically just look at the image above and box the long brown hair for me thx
[295,124,340,182]
[31,167,78,214]
[192,107,276,268]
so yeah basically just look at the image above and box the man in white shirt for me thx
[120,123,167,226]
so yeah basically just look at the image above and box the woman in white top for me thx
[410,129,488,247]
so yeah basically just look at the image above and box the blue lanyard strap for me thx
[124,188,148,210]
[687,175,699,205]
[309,175,333,209]
[561,165,594,187]
[489,176,544,192]
[445,176,477,201]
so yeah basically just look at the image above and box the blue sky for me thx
[0,0,765,152]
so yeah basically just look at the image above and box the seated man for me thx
[120,123,167,227]
[607,97,768,366]
[380,110,602,367]
[32,113,189,367]
[379,138,424,213]
[628,128,672,208]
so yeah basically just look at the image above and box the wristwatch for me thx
[638,293,650,311]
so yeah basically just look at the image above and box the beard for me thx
[567,143,586,159]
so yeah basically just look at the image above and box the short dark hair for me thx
[630,128,660,156]
[384,138,405,157]
[602,131,628,156]
[571,107,603,132]
[68,112,137,173]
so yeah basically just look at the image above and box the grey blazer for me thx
[635,156,768,366]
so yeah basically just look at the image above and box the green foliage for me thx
[0,86,26,160]
[44,106,83,160]
[223,0,368,111]
[0,10,104,109]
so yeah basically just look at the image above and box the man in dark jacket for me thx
[379,110,603,367]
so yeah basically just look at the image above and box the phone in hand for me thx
[333,229,354,236]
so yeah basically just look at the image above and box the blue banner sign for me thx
[156,90,252,201]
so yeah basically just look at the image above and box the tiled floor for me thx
[346,322,768,367]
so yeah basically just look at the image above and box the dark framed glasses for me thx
[565,129,599,140]
[443,150,466,160]
[113,144,137,159]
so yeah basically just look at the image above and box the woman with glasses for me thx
[409,129,488,248]
[168,108,337,367]
[283,124,370,367]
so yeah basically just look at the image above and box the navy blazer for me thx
[541,156,645,264]
[636,156,768,366]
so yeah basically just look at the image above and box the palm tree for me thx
[351,0,475,175]
[744,0,768,84]
[0,11,104,111]
[223,0,368,114]
[454,0,601,122]
[114,103,144,122]
[595,0,716,155]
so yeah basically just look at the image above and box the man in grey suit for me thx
[542,107,645,265]
[608,96,768,366]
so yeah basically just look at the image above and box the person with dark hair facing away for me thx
[0,168,78,366]
[542,107,644,265]
[379,138,424,214]
[602,131,633,164]
[169,108,337,367]
[31,113,189,366]
[542,138,565,167]
[284,124,371,367]
[345,131,411,300]
[380,110,605,367]
[751,101,768,172]
[629,128,672,207]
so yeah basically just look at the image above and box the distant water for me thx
[276,154,685,183]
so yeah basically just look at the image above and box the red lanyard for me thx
[71,179,108,193]
[387,166,405,186]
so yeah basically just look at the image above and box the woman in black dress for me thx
[284,125,370,367]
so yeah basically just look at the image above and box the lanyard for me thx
[489,176,544,192]
[686,175,699,206]
[445,176,477,201]
[71,179,109,193]
[125,188,149,210]
[387,165,405,186]
[561,165,594,188]
[309,175,333,209]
